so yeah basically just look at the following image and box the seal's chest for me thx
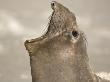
[35,35,75,62]
[29,34,79,82]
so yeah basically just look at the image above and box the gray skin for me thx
[24,1,110,82]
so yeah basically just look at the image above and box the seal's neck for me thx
[72,33,97,82]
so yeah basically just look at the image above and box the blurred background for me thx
[0,0,110,82]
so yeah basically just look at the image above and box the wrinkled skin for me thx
[24,1,110,82]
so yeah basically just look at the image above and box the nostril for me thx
[51,2,55,6]
[72,30,79,38]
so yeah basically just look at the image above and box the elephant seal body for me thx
[24,1,110,82]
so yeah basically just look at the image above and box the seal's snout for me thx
[51,1,55,6]
[51,1,58,10]
[51,1,56,10]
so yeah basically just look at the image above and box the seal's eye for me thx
[72,30,79,38]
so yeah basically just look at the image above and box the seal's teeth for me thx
[28,40,31,42]
[25,40,31,44]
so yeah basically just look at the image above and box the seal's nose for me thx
[51,1,55,7]
[51,1,56,10]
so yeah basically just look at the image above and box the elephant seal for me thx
[24,1,110,82]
